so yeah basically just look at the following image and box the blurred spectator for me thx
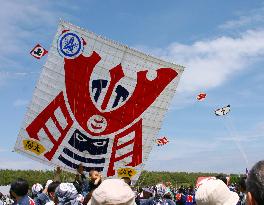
[88,170,102,192]
[10,178,35,205]
[141,184,175,205]
[44,181,61,205]
[54,183,82,205]
[175,187,186,205]
[31,184,43,200]
[216,174,228,185]
[0,192,3,205]
[34,180,51,205]
[121,177,132,186]
[88,179,136,205]
[246,160,264,205]
[195,179,239,205]
[75,164,89,196]
[238,176,247,205]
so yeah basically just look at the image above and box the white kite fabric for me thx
[15,20,184,180]
[215,105,231,116]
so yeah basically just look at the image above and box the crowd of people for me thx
[0,160,264,205]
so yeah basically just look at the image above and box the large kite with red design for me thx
[15,21,184,180]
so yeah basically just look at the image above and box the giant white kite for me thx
[15,21,184,180]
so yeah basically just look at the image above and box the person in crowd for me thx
[237,176,247,205]
[87,169,102,193]
[75,164,89,196]
[246,160,264,205]
[43,180,53,195]
[135,188,153,205]
[53,167,62,183]
[54,183,82,205]
[141,188,153,199]
[195,179,239,205]
[121,177,132,186]
[175,187,186,205]
[0,193,3,205]
[31,184,43,201]
[185,186,196,205]
[74,164,102,196]
[35,167,62,205]
[215,174,228,185]
[87,179,136,205]
[140,183,175,205]
[10,178,35,205]
[82,190,94,205]
[34,180,52,205]
[42,181,61,205]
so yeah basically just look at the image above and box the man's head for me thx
[238,176,247,193]
[10,178,29,199]
[32,183,43,197]
[77,163,84,174]
[215,174,228,185]
[141,188,153,199]
[47,181,60,201]
[89,169,100,181]
[121,177,131,186]
[246,160,264,205]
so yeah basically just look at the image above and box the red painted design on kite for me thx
[64,52,178,136]
[26,92,73,161]
[107,119,142,177]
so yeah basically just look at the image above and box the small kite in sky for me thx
[197,92,207,101]
[156,137,169,146]
[30,44,48,59]
[215,105,231,116]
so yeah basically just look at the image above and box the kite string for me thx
[223,116,249,167]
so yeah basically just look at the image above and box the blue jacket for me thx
[140,197,176,205]
[13,195,35,205]
[34,193,50,205]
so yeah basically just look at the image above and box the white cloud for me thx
[0,1,68,85]
[218,6,264,30]
[137,29,264,98]
[0,158,51,170]
[0,147,8,152]
[0,1,56,56]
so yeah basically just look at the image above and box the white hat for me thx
[45,202,55,205]
[32,183,43,195]
[195,179,239,205]
[45,180,53,189]
[87,179,136,205]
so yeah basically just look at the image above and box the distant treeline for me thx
[0,169,75,187]
[136,171,242,187]
[0,169,242,187]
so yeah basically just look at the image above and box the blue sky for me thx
[1,0,264,174]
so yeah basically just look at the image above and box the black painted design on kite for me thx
[62,148,105,164]
[58,155,104,172]
[92,79,108,102]
[68,129,109,155]
[112,85,129,108]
